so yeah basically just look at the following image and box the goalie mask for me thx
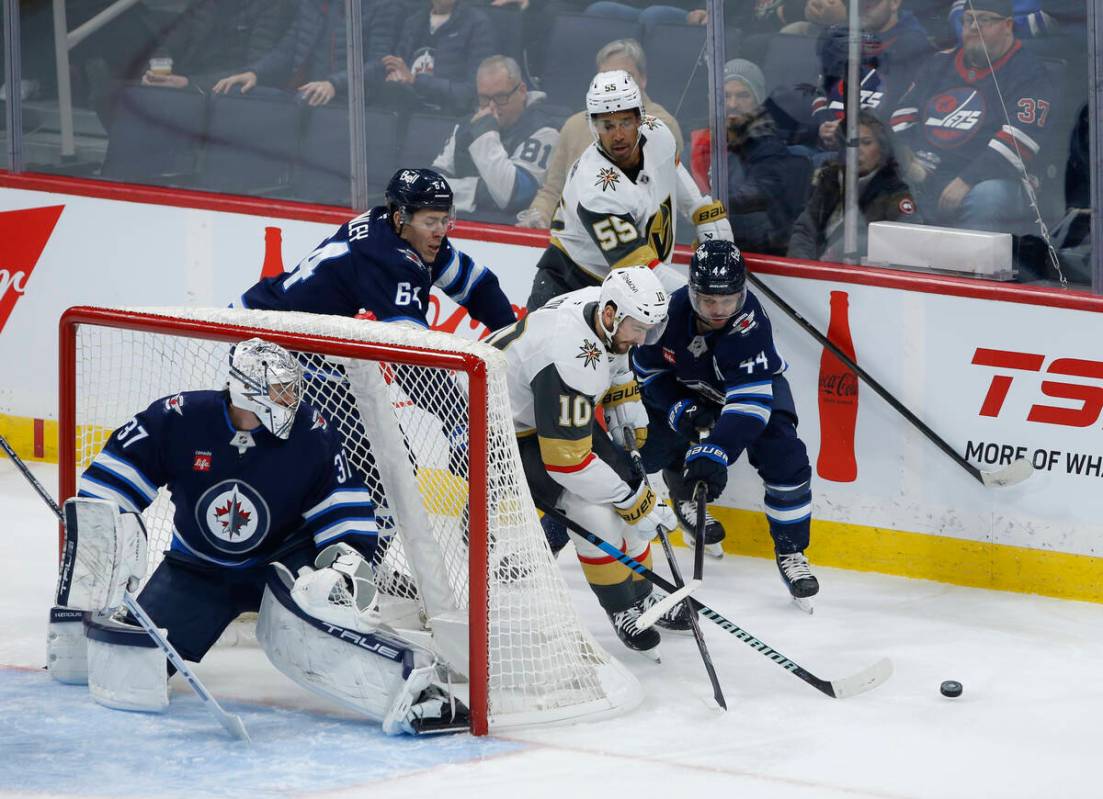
[688,240,748,329]
[597,266,669,351]
[227,338,302,440]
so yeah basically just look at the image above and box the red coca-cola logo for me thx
[426,294,527,340]
[819,372,858,398]
[0,205,65,336]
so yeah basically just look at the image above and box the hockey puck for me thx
[940,680,963,698]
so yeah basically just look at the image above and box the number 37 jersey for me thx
[550,116,680,282]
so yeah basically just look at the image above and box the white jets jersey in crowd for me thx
[488,286,633,506]
[550,115,686,282]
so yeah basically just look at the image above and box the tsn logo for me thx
[972,347,1103,427]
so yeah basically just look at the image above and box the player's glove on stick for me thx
[692,200,734,245]
[604,376,649,451]
[614,482,677,547]
[668,398,717,440]
[684,443,729,501]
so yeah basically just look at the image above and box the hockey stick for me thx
[746,273,1032,488]
[692,481,707,580]
[622,443,725,709]
[538,500,892,699]
[637,578,701,629]
[0,434,251,742]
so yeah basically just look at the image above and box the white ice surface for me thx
[1,458,1100,798]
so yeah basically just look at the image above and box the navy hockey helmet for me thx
[688,240,747,327]
[385,168,455,231]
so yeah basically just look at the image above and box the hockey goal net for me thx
[58,306,641,734]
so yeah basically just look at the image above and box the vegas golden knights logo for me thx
[646,196,673,263]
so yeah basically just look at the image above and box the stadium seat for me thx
[100,85,206,183]
[761,33,821,130]
[483,5,524,67]
[199,89,302,195]
[538,13,640,108]
[396,113,461,173]
[293,106,400,206]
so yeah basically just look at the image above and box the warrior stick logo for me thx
[0,205,64,336]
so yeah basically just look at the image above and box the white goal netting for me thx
[63,306,641,731]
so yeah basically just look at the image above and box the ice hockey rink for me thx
[2,458,1101,799]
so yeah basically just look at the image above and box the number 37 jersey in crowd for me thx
[77,391,377,568]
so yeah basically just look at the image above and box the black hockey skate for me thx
[637,589,694,635]
[673,499,725,559]
[776,551,819,614]
[608,602,662,661]
[407,688,471,735]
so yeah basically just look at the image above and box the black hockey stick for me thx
[0,433,251,742]
[747,273,1032,487]
[538,500,892,699]
[623,444,726,709]
[692,481,708,581]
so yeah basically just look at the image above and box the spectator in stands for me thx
[950,0,1056,41]
[369,0,496,115]
[212,0,399,106]
[432,56,561,220]
[811,4,932,153]
[779,0,849,34]
[788,110,920,261]
[518,38,683,228]
[583,2,708,35]
[889,0,1057,232]
[689,58,768,192]
[140,0,294,92]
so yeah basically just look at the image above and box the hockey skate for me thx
[637,589,695,635]
[674,500,725,559]
[404,687,471,736]
[607,602,662,662]
[776,551,819,614]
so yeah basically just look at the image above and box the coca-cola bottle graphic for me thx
[259,226,285,279]
[816,290,859,482]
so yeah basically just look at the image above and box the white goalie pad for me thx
[46,606,88,685]
[57,498,147,612]
[257,564,460,734]
[84,613,168,713]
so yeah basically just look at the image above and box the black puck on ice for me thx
[940,680,963,698]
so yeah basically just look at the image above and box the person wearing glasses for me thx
[236,167,514,331]
[432,56,561,222]
[889,0,1057,231]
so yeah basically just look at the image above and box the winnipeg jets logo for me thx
[400,247,426,270]
[311,408,328,431]
[924,88,986,147]
[164,393,185,415]
[731,309,757,336]
[595,168,620,192]
[688,336,708,358]
[196,480,270,553]
[577,339,602,369]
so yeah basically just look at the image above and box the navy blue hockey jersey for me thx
[77,391,376,568]
[238,206,515,331]
[889,41,1056,195]
[632,288,788,461]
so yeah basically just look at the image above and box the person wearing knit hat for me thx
[950,0,1057,45]
[961,0,1013,16]
[723,59,766,112]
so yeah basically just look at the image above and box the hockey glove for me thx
[692,200,733,245]
[603,376,649,452]
[683,443,730,502]
[614,482,677,546]
[667,398,718,440]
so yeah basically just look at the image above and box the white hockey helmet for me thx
[586,70,643,144]
[227,338,302,440]
[597,266,669,348]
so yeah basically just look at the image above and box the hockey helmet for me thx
[385,168,455,232]
[585,70,643,146]
[688,240,748,326]
[227,338,302,440]
[597,266,669,349]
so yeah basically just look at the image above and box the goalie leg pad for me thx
[46,606,89,684]
[58,498,147,612]
[84,613,168,712]
[257,567,454,733]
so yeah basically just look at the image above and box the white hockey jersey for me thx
[549,115,707,283]
[487,286,633,506]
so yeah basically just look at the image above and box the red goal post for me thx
[58,306,641,735]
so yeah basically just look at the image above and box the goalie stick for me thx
[0,433,251,742]
[746,273,1032,488]
[538,500,893,699]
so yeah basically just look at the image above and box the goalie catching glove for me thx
[290,542,378,631]
[56,497,147,612]
[614,481,677,546]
